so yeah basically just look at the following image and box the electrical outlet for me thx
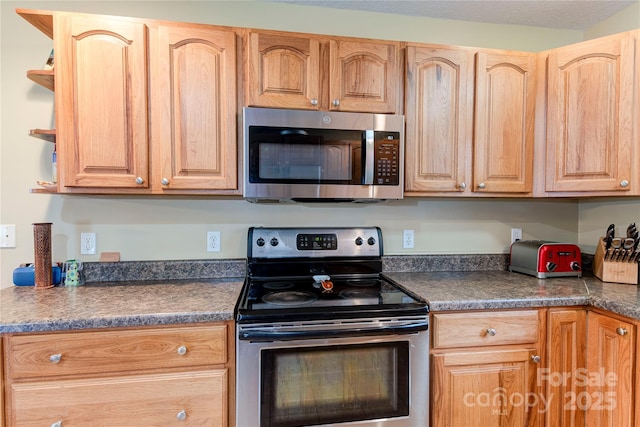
[207,231,221,252]
[403,229,414,249]
[511,228,523,244]
[0,224,16,248]
[81,233,96,255]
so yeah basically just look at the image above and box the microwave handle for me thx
[363,130,375,185]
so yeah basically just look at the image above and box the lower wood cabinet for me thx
[585,310,635,427]
[431,310,545,427]
[431,307,639,427]
[2,322,234,426]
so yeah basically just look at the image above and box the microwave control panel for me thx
[374,132,400,185]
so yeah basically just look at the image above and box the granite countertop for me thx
[2,257,640,334]
[0,278,244,333]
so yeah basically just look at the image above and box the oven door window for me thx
[248,126,363,184]
[261,341,409,427]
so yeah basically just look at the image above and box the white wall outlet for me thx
[207,231,221,252]
[0,224,16,248]
[511,228,523,244]
[81,233,96,255]
[403,229,415,249]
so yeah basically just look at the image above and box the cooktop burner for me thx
[262,290,318,306]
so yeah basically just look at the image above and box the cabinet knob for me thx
[531,355,541,363]
[332,99,340,107]
[486,327,497,336]
[135,177,145,185]
[458,182,466,190]
[51,422,62,427]
[310,98,318,106]
[161,178,169,185]
[177,345,187,356]
[176,410,187,421]
[620,180,630,187]
[49,353,62,364]
[617,327,628,336]
[478,182,486,189]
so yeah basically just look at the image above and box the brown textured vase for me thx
[33,222,54,289]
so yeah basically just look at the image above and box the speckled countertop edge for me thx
[2,255,638,334]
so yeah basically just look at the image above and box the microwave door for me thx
[363,130,374,185]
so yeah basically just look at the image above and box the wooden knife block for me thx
[593,237,639,285]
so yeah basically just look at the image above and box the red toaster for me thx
[509,240,582,278]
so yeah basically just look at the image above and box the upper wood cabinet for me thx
[245,30,400,113]
[543,31,638,195]
[151,24,237,192]
[55,14,150,189]
[24,10,239,194]
[405,44,535,196]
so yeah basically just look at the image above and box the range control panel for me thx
[248,227,382,259]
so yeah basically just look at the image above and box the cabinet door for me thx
[55,15,149,189]
[404,46,474,194]
[546,33,635,193]
[586,312,635,427]
[329,39,399,113]
[546,309,587,427]
[432,348,541,427]
[246,32,321,110]
[152,25,237,191]
[474,51,535,193]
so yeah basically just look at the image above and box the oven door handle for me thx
[238,321,429,342]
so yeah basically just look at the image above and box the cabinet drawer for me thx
[433,310,539,349]
[10,370,227,426]
[6,325,228,379]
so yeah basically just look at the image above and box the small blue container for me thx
[13,265,62,286]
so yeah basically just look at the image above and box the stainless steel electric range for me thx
[235,227,429,427]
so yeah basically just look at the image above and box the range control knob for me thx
[256,237,265,247]
[355,237,363,246]
[570,261,581,271]
[546,262,557,272]
[270,237,279,247]
[367,237,376,246]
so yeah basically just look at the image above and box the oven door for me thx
[236,318,429,427]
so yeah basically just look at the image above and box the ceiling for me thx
[264,0,637,30]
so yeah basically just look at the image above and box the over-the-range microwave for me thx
[243,107,405,203]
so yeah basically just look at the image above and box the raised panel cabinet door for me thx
[546,33,635,193]
[585,312,635,427]
[431,349,540,427]
[246,32,321,110]
[55,14,149,189]
[404,46,474,194]
[474,50,535,193]
[545,309,587,427]
[329,39,399,113]
[153,25,237,190]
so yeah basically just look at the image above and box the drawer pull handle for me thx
[51,421,62,427]
[531,355,541,363]
[620,180,630,188]
[177,345,187,355]
[486,327,497,336]
[177,410,187,421]
[617,327,628,336]
[49,354,62,364]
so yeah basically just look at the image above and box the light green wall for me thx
[0,1,637,288]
